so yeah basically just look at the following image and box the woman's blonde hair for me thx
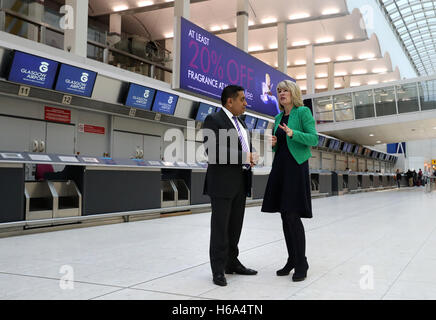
[276,80,303,110]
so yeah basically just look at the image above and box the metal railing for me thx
[0,8,172,81]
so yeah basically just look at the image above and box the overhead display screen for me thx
[8,51,59,89]
[178,17,294,117]
[244,115,258,131]
[318,135,326,147]
[55,64,97,97]
[255,119,269,132]
[152,91,179,115]
[125,83,156,110]
[195,102,216,121]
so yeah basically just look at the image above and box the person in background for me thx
[396,169,401,188]
[261,80,318,282]
[418,169,423,187]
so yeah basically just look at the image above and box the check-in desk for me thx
[332,170,349,195]
[252,167,271,199]
[361,173,372,189]
[347,172,359,191]
[373,173,382,188]
[310,169,332,196]
[382,174,391,187]
[0,162,25,223]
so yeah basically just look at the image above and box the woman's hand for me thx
[270,135,277,147]
[278,123,293,138]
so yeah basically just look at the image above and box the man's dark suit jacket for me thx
[202,109,252,198]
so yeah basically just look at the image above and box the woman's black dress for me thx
[261,114,313,218]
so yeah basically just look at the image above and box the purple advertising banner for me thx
[179,17,294,117]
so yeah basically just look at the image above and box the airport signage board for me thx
[125,83,157,110]
[55,64,97,97]
[8,51,59,89]
[152,91,179,115]
[177,17,294,117]
[196,102,216,121]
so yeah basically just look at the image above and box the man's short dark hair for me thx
[221,85,245,107]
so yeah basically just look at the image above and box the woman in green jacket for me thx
[261,80,318,282]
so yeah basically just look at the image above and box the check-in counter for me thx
[24,181,53,220]
[252,167,271,199]
[331,171,346,195]
[190,168,209,205]
[382,174,390,187]
[310,169,332,196]
[0,163,25,223]
[373,174,382,188]
[361,173,372,189]
[347,172,359,191]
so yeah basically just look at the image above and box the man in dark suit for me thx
[203,85,258,287]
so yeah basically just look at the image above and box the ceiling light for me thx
[359,53,375,60]
[336,56,353,61]
[138,1,154,6]
[261,17,277,24]
[221,25,229,30]
[317,73,328,78]
[368,80,379,85]
[433,127,436,130]
[113,5,128,11]
[322,8,340,15]
[376,141,381,144]
[269,43,278,49]
[274,62,278,68]
[316,85,327,89]
[316,37,334,44]
[369,134,374,137]
[292,40,310,46]
[164,0,174,2]
[315,58,331,63]
[164,32,174,38]
[295,60,306,65]
[296,75,307,80]
[248,20,255,26]
[334,83,342,88]
[210,26,221,31]
[352,69,367,75]
[300,86,307,91]
[289,13,310,20]
[334,71,347,76]
[345,34,354,40]
[248,45,264,52]
[373,68,387,73]
[350,82,361,87]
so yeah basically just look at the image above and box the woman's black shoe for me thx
[292,270,307,282]
[276,260,295,276]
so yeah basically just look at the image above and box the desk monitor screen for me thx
[318,135,326,147]
[8,51,59,89]
[125,83,156,110]
[255,119,269,132]
[244,115,258,131]
[196,102,216,121]
[152,90,179,115]
[55,64,97,97]
[342,142,349,152]
[328,139,335,149]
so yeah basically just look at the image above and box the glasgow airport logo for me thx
[80,72,89,83]
[39,62,49,73]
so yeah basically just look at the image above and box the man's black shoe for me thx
[213,273,227,286]
[225,265,258,275]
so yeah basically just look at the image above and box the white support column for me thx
[172,0,190,88]
[236,0,248,52]
[28,0,44,42]
[327,61,334,91]
[306,45,315,94]
[174,0,190,19]
[108,14,121,41]
[277,22,287,73]
[344,75,351,88]
[64,0,88,57]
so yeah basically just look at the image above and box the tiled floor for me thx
[1,187,436,300]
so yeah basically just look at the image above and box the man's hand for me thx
[250,152,259,167]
